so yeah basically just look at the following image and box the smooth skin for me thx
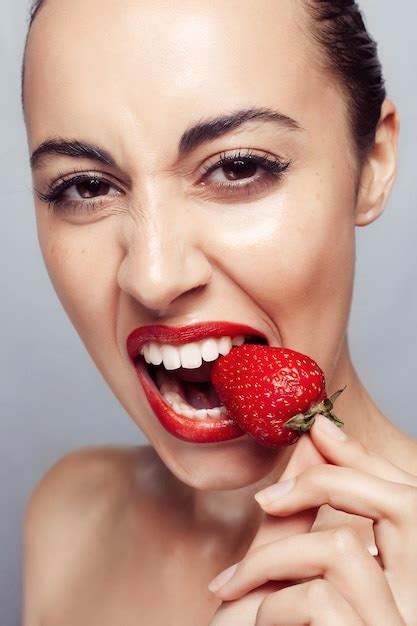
[22,0,417,624]
[209,417,417,625]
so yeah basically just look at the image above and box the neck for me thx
[329,337,416,467]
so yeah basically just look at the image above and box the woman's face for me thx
[25,0,360,490]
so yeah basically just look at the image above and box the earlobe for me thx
[355,99,400,227]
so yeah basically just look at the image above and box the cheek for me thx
[212,173,356,377]
[36,214,122,372]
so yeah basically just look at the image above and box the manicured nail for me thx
[316,415,347,441]
[208,563,238,593]
[254,478,295,506]
[367,543,379,556]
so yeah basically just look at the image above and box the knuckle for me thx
[304,464,331,488]
[330,525,360,556]
[307,464,328,480]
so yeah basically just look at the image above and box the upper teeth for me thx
[140,335,245,370]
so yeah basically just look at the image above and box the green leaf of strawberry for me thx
[211,344,345,448]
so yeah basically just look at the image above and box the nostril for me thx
[187,285,206,297]
[171,284,206,307]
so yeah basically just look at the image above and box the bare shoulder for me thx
[22,444,161,625]
[25,443,158,512]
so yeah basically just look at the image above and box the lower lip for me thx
[133,360,245,444]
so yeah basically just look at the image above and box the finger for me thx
[255,463,410,522]
[213,527,402,626]
[310,415,417,487]
[209,583,284,626]
[255,579,365,626]
[254,462,417,568]
[251,434,327,549]
[280,429,327,481]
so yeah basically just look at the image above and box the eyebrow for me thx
[178,107,303,155]
[30,107,302,171]
[30,139,116,171]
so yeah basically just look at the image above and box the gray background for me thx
[1,1,417,623]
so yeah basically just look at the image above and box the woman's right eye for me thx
[37,173,122,216]
[65,178,113,200]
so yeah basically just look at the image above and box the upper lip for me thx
[126,321,268,362]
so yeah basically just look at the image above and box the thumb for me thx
[249,433,327,549]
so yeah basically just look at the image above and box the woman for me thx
[22,0,417,624]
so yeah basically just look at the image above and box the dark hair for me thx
[21,0,44,108]
[305,1,386,161]
[29,0,43,22]
[23,0,385,160]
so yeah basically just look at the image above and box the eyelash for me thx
[37,172,116,217]
[201,149,290,195]
[37,149,291,216]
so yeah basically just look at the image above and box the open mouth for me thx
[134,334,267,420]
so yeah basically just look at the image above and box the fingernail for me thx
[316,415,347,441]
[367,543,379,556]
[208,563,238,593]
[254,478,295,506]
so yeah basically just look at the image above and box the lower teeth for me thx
[162,388,227,420]
[156,372,226,420]
[171,403,227,419]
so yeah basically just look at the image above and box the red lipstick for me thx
[126,322,268,444]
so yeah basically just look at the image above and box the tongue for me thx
[149,360,224,409]
[182,380,222,410]
[176,361,214,383]
[177,361,222,410]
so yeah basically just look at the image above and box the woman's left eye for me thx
[200,150,290,196]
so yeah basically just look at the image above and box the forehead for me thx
[24,0,340,155]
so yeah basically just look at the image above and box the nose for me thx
[117,208,213,315]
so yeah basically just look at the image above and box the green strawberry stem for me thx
[284,385,347,434]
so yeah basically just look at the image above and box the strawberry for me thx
[211,344,345,448]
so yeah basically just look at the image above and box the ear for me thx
[355,99,400,227]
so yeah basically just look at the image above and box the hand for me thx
[209,430,328,625]
[209,415,417,625]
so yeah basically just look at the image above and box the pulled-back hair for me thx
[305,1,386,160]
[29,0,43,25]
[23,0,386,160]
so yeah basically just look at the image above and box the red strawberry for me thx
[211,344,345,448]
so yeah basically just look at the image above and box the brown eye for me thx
[222,159,258,181]
[75,179,111,198]
[38,173,122,217]
[202,151,289,194]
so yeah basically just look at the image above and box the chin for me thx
[151,430,285,491]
